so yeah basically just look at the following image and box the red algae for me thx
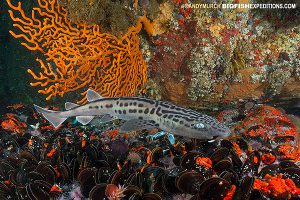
[253,174,300,199]
[195,157,213,169]
[47,148,57,158]
[1,113,27,134]
[232,141,242,156]
[277,144,300,162]
[261,153,276,165]
[223,185,236,200]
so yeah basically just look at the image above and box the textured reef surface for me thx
[1,0,300,108]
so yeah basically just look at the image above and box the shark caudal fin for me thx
[34,105,67,128]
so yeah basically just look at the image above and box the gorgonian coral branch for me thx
[7,0,153,103]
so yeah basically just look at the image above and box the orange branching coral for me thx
[7,0,153,103]
[253,174,300,199]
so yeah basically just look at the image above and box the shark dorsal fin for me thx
[87,89,103,102]
[65,102,79,110]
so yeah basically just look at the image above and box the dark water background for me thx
[0,0,47,111]
[0,0,81,114]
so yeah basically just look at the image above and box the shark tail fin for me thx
[34,104,67,128]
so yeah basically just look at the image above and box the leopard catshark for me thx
[34,89,231,139]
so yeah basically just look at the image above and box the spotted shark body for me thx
[34,89,231,139]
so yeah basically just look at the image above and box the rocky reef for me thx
[147,0,300,108]
[58,0,163,37]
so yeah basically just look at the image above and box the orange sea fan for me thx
[7,0,152,103]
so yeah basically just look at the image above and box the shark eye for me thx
[194,123,205,129]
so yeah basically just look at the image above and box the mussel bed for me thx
[0,104,299,200]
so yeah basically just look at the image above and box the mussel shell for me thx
[28,171,44,182]
[85,144,99,160]
[235,138,248,151]
[173,156,181,166]
[241,151,260,175]
[89,183,107,200]
[129,192,143,200]
[70,158,80,180]
[77,168,97,197]
[219,169,239,185]
[10,169,29,186]
[190,194,201,200]
[220,139,235,151]
[184,140,196,152]
[281,167,300,187]
[210,147,230,164]
[22,160,38,173]
[162,166,184,193]
[213,158,233,174]
[49,190,61,199]
[180,152,200,170]
[109,170,128,186]
[176,170,204,194]
[105,152,117,165]
[16,186,30,199]
[249,189,268,200]
[230,151,243,168]
[35,162,56,184]
[142,166,165,180]
[273,135,295,143]
[123,185,142,198]
[93,160,109,168]
[25,180,52,200]
[125,172,143,187]
[96,167,114,184]
[258,164,280,177]
[0,181,10,193]
[280,160,299,169]
[142,193,163,200]
[142,166,165,193]
[235,176,254,199]
[150,147,163,165]
[19,151,38,163]
[0,161,14,180]
[57,162,71,184]
[198,177,231,200]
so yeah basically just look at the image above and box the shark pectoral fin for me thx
[65,102,79,110]
[86,89,103,102]
[99,114,115,123]
[119,119,158,133]
[76,116,94,125]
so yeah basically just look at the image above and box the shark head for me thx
[172,116,231,140]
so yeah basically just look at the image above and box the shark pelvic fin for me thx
[99,115,115,123]
[120,119,158,133]
[76,116,94,125]
[34,105,67,128]
[86,89,103,102]
[65,102,79,110]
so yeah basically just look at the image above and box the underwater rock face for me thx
[58,0,162,36]
[148,0,300,108]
